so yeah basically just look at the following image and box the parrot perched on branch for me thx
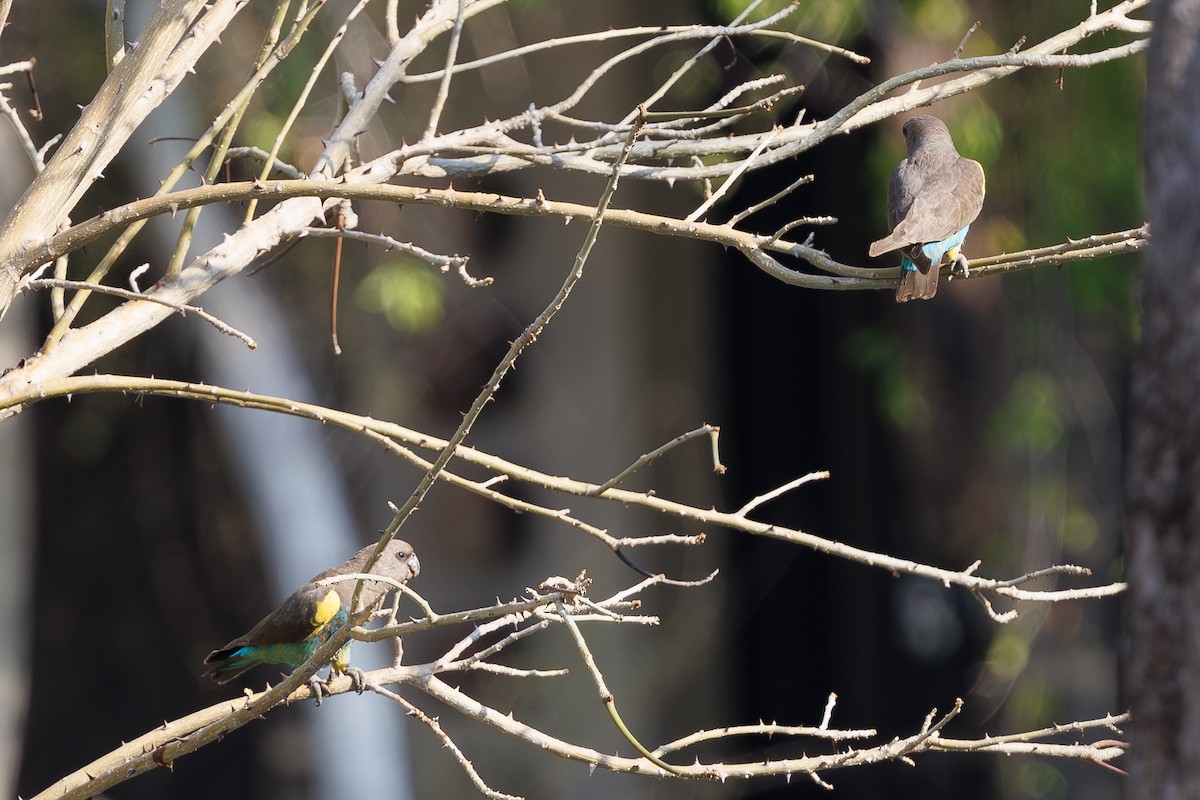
[869,115,985,302]
[203,539,420,686]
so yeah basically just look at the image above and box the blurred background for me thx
[0,0,1139,798]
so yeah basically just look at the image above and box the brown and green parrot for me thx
[869,115,985,302]
[203,539,420,685]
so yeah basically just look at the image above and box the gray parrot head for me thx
[335,538,422,583]
[380,538,421,580]
[902,115,955,157]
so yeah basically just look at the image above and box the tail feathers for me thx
[869,233,903,258]
[204,641,325,684]
[203,645,260,684]
[895,262,939,302]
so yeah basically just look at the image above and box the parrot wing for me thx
[214,583,345,651]
[869,157,985,257]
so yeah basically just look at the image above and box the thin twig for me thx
[244,0,369,223]
[820,692,837,729]
[0,83,45,169]
[223,146,304,177]
[297,226,489,284]
[727,173,814,228]
[371,683,524,800]
[588,424,724,495]
[737,470,829,517]
[403,9,799,87]
[625,0,790,123]
[953,21,981,59]
[423,0,466,141]
[554,596,686,776]
[8,373,1127,612]
[685,126,780,223]
[354,108,648,599]
[22,278,257,348]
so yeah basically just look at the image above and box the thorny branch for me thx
[0,0,1148,330]
[0,0,1145,797]
[0,180,1151,326]
[0,372,1127,616]
[31,577,1130,800]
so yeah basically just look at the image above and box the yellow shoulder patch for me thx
[308,589,342,632]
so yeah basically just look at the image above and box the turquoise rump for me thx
[901,225,970,273]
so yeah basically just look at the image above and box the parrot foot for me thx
[952,252,970,279]
[307,675,332,706]
[346,667,368,694]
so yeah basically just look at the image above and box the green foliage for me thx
[955,104,1004,170]
[903,0,972,39]
[356,260,445,333]
[988,369,1064,458]
[1061,506,1100,554]
[711,0,867,41]
[1015,761,1069,800]
[842,327,928,430]
[986,629,1030,681]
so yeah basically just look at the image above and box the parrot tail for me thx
[203,645,261,684]
[895,262,939,302]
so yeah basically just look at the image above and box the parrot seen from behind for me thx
[869,115,986,302]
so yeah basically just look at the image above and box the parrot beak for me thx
[404,551,421,578]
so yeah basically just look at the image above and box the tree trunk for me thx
[1127,1,1200,797]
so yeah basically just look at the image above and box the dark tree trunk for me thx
[1127,1,1200,797]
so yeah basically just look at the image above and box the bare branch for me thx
[21,278,257,348]
[554,594,685,775]
[737,470,830,517]
[0,79,45,169]
[0,372,1125,614]
[588,423,724,495]
[371,685,525,800]
[727,173,814,228]
[0,0,249,312]
[353,113,648,607]
[29,565,1129,800]
[297,226,483,282]
[422,0,466,141]
[5,2,1141,795]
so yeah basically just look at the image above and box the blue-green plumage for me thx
[900,225,970,272]
[204,540,420,685]
[204,607,352,683]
